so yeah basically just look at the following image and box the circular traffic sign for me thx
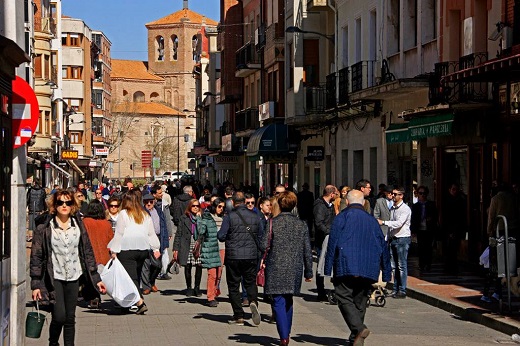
[12,76,39,149]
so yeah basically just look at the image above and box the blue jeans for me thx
[272,294,294,340]
[390,236,411,294]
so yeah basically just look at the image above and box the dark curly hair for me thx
[85,200,106,220]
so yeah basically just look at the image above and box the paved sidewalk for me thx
[404,258,520,336]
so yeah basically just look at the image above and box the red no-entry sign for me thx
[12,76,39,149]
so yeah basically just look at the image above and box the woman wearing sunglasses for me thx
[30,189,107,346]
[173,199,203,297]
[195,197,226,306]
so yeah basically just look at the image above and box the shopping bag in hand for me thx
[100,257,140,308]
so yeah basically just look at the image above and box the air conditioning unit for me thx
[255,25,266,49]
[502,27,512,50]
[259,101,275,121]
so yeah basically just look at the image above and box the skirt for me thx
[187,237,201,266]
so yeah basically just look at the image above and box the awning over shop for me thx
[247,123,289,157]
[49,161,71,179]
[385,123,410,144]
[67,160,84,178]
[385,113,454,143]
[408,113,454,140]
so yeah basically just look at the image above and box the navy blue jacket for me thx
[145,205,169,254]
[217,205,263,261]
[324,204,391,283]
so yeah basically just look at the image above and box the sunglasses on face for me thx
[76,194,84,198]
[145,200,154,205]
[246,201,255,205]
[192,204,200,208]
[56,200,74,207]
[217,205,224,209]
[109,204,119,208]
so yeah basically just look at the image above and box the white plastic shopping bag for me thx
[100,258,140,308]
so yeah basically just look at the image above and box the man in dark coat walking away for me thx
[217,191,264,326]
[313,185,336,301]
[171,185,194,226]
[325,190,391,346]
[27,179,47,242]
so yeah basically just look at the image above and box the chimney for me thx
[183,0,188,9]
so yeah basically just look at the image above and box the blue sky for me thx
[62,0,220,61]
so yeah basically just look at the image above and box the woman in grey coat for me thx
[261,191,313,346]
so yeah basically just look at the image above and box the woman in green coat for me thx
[196,198,225,307]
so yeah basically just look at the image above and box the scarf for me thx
[189,213,197,237]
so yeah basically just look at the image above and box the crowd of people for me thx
[30,173,510,346]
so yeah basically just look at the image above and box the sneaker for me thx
[135,302,148,315]
[194,287,202,297]
[481,295,492,303]
[207,300,218,307]
[129,305,138,313]
[250,302,261,326]
[392,292,406,299]
[242,298,250,307]
[157,273,172,280]
[228,318,245,326]
[186,288,195,297]
[353,328,370,346]
[492,292,501,301]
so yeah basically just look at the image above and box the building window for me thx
[133,91,145,102]
[34,54,42,78]
[69,34,80,46]
[171,35,179,61]
[150,92,160,100]
[288,43,294,88]
[387,0,400,55]
[71,66,82,79]
[70,132,81,144]
[192,34,201,62]
[62,67,67,78]
[156,36,165,61]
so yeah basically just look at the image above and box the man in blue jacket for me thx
[325,190,391,346]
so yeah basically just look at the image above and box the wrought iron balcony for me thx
[429,52,489,105]
[350,61,376,93]
[235,42,260,70]
[305,85,326,114]
[235,107,259,133]
[338,67,349,105]
[325,73,336,110]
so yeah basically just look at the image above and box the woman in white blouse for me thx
[108,189,160,314]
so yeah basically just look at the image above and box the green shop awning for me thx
[409,113,454,140]
[386,123,410,143]
[247,123,289,157]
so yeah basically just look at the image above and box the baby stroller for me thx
[367,272,387,307]
[325,278,387,307]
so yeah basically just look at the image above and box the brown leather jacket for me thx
[30,213,101,304]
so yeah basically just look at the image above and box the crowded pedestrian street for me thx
[23,259,512,346]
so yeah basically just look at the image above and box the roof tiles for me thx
[146,8,218,27]
[111,59,164,81]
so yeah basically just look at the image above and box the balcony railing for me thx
[325,73,336,110]
[351,61,376,93]
[305,85,326,114]
[459,52,488,102]
[429,52,489,105]
[236,41,260,67]
[338,67,349,105]
[235,107,259,132]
